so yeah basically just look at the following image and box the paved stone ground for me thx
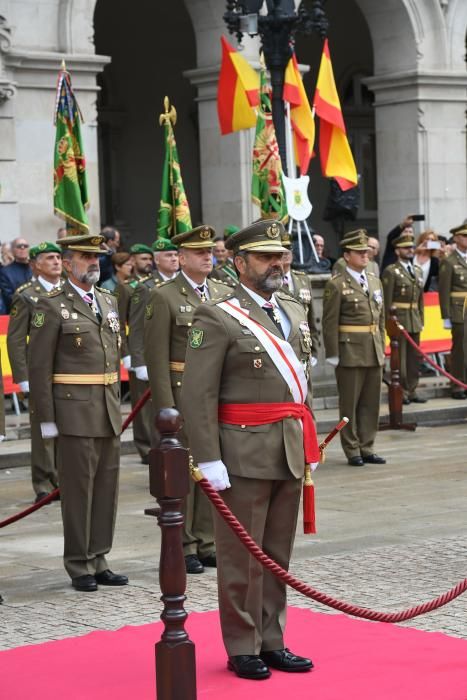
[1,423,467,650]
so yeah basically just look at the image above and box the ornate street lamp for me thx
[224,0,329,168]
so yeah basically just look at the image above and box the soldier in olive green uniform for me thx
[323,229,386,466]
[144,226,231,574]
[28,232,128,592]
[438,223,467,399]
[181,220,315,680]
[7,242,62,501]
[213,225,239,287]
[382,232,425,403]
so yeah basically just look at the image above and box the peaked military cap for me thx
[57,230,104,253]
[130,243,153,255]
[340,228,369,251]
[392,232,415,248]
[152,237,178,252]
[226,219,289,254]
[30,241,62,259]
[172,225,216,249]
[449,223,467,237]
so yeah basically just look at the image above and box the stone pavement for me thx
[1,423,467,650]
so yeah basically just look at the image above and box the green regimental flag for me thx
[53,63,89,234]
[157,97,192,239]
[251,67,288,223]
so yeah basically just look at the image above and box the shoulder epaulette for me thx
[367,271,376,277]
[276,290,301,305]
[213,291,235,304]
[331,272,342,280]
[15,281,33,293]
[96,286,112,295]
[47,287,64,298]
[293,270,307,276]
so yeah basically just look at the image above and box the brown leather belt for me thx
[52,372,119,385]
[169,361,185,373]
[339,324,377,334]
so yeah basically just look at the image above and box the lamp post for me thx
[224,0,329,169]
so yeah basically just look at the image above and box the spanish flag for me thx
[313,39,357,191]
[283,53,315,175]
[217,36,260,135]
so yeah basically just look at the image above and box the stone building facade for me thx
[0,0,465,251]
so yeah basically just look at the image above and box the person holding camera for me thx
[413,230,440,292]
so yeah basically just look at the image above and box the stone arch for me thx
[446,0,467,70]
[58,0,97,54]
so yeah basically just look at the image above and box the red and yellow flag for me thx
[313,39,357,191]
[217,36,260,135]
[283,53,315,175]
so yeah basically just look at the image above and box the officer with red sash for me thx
[181,220,319,680]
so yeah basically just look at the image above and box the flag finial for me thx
[159,96,177,127]
[61,59,66,71]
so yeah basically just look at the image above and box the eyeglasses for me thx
[15,243,29,249]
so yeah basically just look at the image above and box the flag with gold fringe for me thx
[53,62,89,233]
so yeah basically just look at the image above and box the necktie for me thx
[359,274,369,296]
[196,285,207,302]
[406,263,415,279]
[83,292,102,321]
[262,302,284,337]
[282,275,289,290]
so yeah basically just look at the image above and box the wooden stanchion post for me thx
[380,306,416,432]
[149,408,197,700]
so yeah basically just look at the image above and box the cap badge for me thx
[91,237,102,246]
[266,222,280,239]
[199,227,211,240]
[38,242,47,250]
[154,240,165,250]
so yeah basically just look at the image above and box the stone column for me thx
[0,15,18,238]
[366,70,467,237]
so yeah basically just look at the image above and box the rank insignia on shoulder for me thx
[145,303,153,320]
[189,327,204,349]
[32,312,45,328]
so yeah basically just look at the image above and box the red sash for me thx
[218,402,320,464]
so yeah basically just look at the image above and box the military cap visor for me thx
[57,233,105,253]
[450,224,467,237]
[226,220,289,254]
[152,238,178,252]
[172,225,216,249]
[130,244,153,255]
[30,241,62,258]
[340,228,369,251]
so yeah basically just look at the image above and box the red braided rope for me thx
[0,388,151,529]
[399,326,467,390]
[198,477,467,623]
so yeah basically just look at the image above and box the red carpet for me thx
[2,607,467,699]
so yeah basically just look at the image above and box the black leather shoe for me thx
[228,655,271,680]
[72,575,97,592]
[140,454,150,465]
[348,456,364,467]
[452,392,466,400]
[402,397,411,405]
[409,395,427,403]
[199,553,217,567]
[95,570,129,586]
[185,554,204,574]
[362,454,386,464]
[34,492,50,504]
[260,648,313,673]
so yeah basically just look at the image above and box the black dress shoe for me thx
[452,391,466,400]
[409,395,427,403]
[260,648,313,673]
[72,575,97,592]
[140,454,150,465]
[228,655,271,680]
[95,570,129,586]
[34,492,50,504]
[348,456,364,467]
[199,553,217,567]
[402,397,411,405]
[362,454,386,464]
[185,554,204,574]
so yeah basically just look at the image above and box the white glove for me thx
[443,319,452,330]
[198,460,231,491]
[310,356,318,368]
[310,461,319,472]
[0,435,5,442]
[326,356,339,367]
[19,380,30,393]
[40,422,59,439]
[122,355,132,370]
[134,365,149,382]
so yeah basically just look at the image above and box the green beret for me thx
[224,225,240,238]
[152,238,178,252]
[30,241,62,259]
[130,244,153,255]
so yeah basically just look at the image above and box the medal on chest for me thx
[106,310,120,334]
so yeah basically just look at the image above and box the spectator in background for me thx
[0,238,32,311]
[56,227,67,240]
[414,230,440,291]
[213,237,228,266]
[1,241,14,266]
[101,252,134,293]
[381,216,414,271]
[367,237,381,275]
[310,233,332,272]
[99,226,121,284]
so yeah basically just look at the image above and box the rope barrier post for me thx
[380,305,417,432]
[149,408,196,700]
